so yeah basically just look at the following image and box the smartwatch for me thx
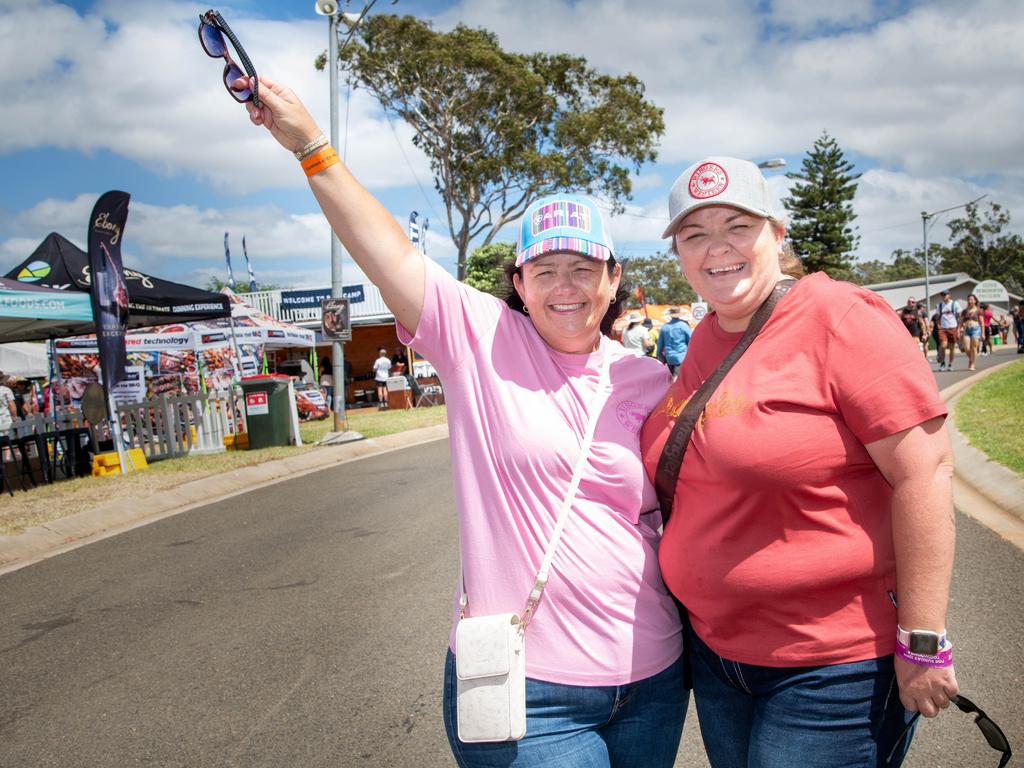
[897,625,947,656]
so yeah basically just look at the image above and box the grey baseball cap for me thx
[663,156,776,239]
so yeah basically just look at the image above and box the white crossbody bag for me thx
[455,351,610,743]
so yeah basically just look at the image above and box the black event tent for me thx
[5,233,231,334]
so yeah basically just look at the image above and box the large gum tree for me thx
[319,15,664,279]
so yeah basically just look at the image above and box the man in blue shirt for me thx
[656,307,692,377]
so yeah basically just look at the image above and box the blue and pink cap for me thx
[515,194,614,267]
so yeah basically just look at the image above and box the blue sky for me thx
[2,0,1022,292]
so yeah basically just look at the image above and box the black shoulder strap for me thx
[654,279,796,522]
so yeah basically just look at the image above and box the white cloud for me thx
[0,0,433,192]
[2,0,1023,287]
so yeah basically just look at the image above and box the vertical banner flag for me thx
[408,211,420,246]
[421,218,429,255]
[224,232,237,290]
[87,190,131,395]
[242,235,257,293]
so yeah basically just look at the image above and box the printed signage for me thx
[245,391,269,416]
[280,285,365,310]
[974,280,1009,303]
[691,302,708,323]
[321,297,352,341]
[110,366,146,406]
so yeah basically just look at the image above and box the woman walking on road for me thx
[231,72,686,767]
[642,156,958,768]
[961,294,983,371]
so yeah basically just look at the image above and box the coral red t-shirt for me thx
[639,273,947,666]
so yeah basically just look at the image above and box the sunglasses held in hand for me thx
[198,9,259,107]
[887,694,1012,767]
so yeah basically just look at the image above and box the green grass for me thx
[956,361,1024,474]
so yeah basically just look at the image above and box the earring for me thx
[523,305,530,314]
[609,296,616,304]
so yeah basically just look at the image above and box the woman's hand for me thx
[895,659,958,717]
[233,75,323,153]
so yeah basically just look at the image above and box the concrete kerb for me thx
[0,423,450,576]
[940,360,1024,551]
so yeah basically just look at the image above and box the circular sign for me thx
[691,302,708,322]
[974,279,1008,303]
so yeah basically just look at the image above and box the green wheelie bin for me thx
[239,375,293,449]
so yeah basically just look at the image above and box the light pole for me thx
[920,194,987,318]
[313,0,351,436]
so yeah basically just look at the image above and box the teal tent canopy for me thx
[0,276,94,341]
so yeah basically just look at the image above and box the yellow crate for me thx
[223,432,249,450]
[91,448,149,475]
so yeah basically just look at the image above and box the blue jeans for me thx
[688,627,915,768]
[443,649,687,767]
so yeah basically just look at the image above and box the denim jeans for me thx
[687,627,916,768]
[443,649,687,767]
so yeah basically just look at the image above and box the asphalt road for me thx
[1,350,1021,767]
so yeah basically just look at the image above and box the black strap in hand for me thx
[654,279,796,522]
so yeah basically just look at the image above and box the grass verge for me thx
[0,405,446,536]
[955,360,1024,474]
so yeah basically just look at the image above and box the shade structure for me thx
[0,276,95,342]
[5,232,230,332]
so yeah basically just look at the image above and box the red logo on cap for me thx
[688,162,729,199]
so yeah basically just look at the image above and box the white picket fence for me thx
[115,391,238,461]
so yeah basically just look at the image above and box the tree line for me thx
[325,14,1022,303]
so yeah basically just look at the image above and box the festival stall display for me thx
[53,296,317,408]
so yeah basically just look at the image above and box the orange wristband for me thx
[301,146,339,177]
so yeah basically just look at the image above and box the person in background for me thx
[643,156,956,767]
[621,312,653,357]
[392,346,409,370]
[0,373,16,433]
[959,294,983,372]
[655,307,691,377]
[643,317,658,358]
[319,357,334,411]
[373,348,392,408]
[980,302,994,355]
[1014,302,1024,353]
[898,297,927,355]
[997,313,1010,346]
[935,291,961,371]
[234,71,687,767]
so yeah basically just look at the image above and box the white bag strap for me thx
[460,347,612,631]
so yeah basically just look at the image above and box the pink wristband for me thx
[895,638,954,668]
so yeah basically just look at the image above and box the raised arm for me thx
[241,75,425,332]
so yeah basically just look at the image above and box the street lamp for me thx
[313,0,352,438]
[920,194,987,317]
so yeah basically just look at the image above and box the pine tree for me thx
[782,131,861,276]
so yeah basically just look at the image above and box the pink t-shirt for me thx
[398,259,682,685]
[640,273,948,667]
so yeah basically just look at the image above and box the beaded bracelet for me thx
[301,145,340,177]
[294,134,328,161]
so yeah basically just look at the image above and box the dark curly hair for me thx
[503,256,630,337]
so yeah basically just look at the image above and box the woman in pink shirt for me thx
[233,74,686,767]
